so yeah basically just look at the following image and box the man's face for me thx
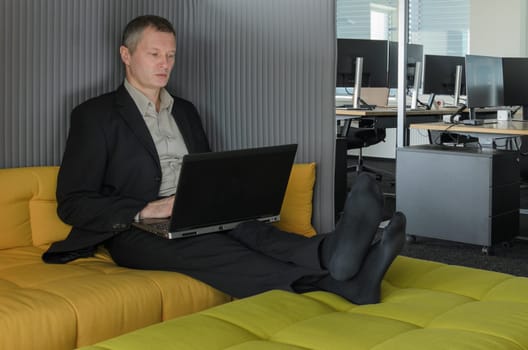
[120,26,176,94]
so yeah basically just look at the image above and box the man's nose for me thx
[159,55,170,68]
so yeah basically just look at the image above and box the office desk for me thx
[409,120,528,136]
[336,107,448,129]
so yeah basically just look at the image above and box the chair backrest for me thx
[346,119,386,149]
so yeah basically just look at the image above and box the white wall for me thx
[469,0,527,56]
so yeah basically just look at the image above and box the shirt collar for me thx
[159,87,174,112]
[124,79,174,116]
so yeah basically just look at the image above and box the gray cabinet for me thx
[396,145,519,250]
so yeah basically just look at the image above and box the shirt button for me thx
[155,176,161,182]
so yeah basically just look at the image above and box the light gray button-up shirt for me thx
[124,79,189,197]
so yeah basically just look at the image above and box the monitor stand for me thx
[350,56,364,110]
[410,61,422,110]
[463,107,483,125]
[444,64,464,108]
[453,64,463,106]
[336,57,368,111]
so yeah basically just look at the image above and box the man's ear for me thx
[120,45,131,65]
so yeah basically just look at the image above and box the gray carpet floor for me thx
[347,156,528,277]
[400,236,528,277]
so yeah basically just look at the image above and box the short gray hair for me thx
[122,15,176,53]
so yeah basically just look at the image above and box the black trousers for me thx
[105,220,329,298]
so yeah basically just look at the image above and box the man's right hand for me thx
[138,196,175,219]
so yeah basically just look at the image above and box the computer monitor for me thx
[502,57,528,107]
[465,54,504,108]
[422,55,466,96]
[336,38,389,88]
[388,42,424,89]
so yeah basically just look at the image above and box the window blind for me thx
[337,0,396,39]
[337,0,469,56]
[409,0,469,56]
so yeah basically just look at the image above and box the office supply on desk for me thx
[502,57,528,108]
[446,103,467,124]
[422,54,466,107]
[462,119,484,125]
[336,39,388,88]
[388,42,424,89]
[336,39,389,110]
[387,42,424,110]
[465,54,504,109]
[360,87,389,107]
[337,89,389,110]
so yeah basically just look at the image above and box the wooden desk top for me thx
[409,120,528,136]
[335,107,452,117]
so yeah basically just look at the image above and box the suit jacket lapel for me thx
[170,101,193,152]
[114,85,160,168]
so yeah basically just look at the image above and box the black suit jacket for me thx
[43,85,210,263]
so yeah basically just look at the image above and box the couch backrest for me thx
[0,164,316,250]
[0,166,71,249]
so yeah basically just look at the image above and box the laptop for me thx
[132,144,298,239]
[360,87,390,107]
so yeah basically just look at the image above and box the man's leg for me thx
[227,220,326,271]
[321,172,385,281]
[106,228,326,298]
[315,211,406,305]
[228,172,384,278]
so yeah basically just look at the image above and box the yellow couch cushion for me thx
[0,169,36,248]
[274,163,317,237]
[79,256,528,350]
[0,246,231,350]
[0,167,71,249]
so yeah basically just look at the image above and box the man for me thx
[43,15,406,305]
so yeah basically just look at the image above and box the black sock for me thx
[316,211,406,305]
[322,173,384,281]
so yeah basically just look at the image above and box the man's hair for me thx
[122,15,176,53]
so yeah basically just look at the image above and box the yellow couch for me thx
[82,256,528,350]
[0,164,318,350]
[0,166,231,350]
[6,165,528,350]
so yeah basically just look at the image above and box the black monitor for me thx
[388,42,424,88]
[502,57,528,106]
[422,54,466,95]
[336,38,389,88]
[465,54,504,108]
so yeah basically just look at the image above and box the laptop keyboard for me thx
[149,221,170,232]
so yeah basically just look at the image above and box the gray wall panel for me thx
[171,0,337,231]
[1,0,336,232]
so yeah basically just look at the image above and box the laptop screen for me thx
[169,144,298,231]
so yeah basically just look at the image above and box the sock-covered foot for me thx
[323,173,384,281]
[317,211,406,305]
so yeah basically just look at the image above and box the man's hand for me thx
[139,196,175,219]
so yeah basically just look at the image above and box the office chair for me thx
[345,118,389,178]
